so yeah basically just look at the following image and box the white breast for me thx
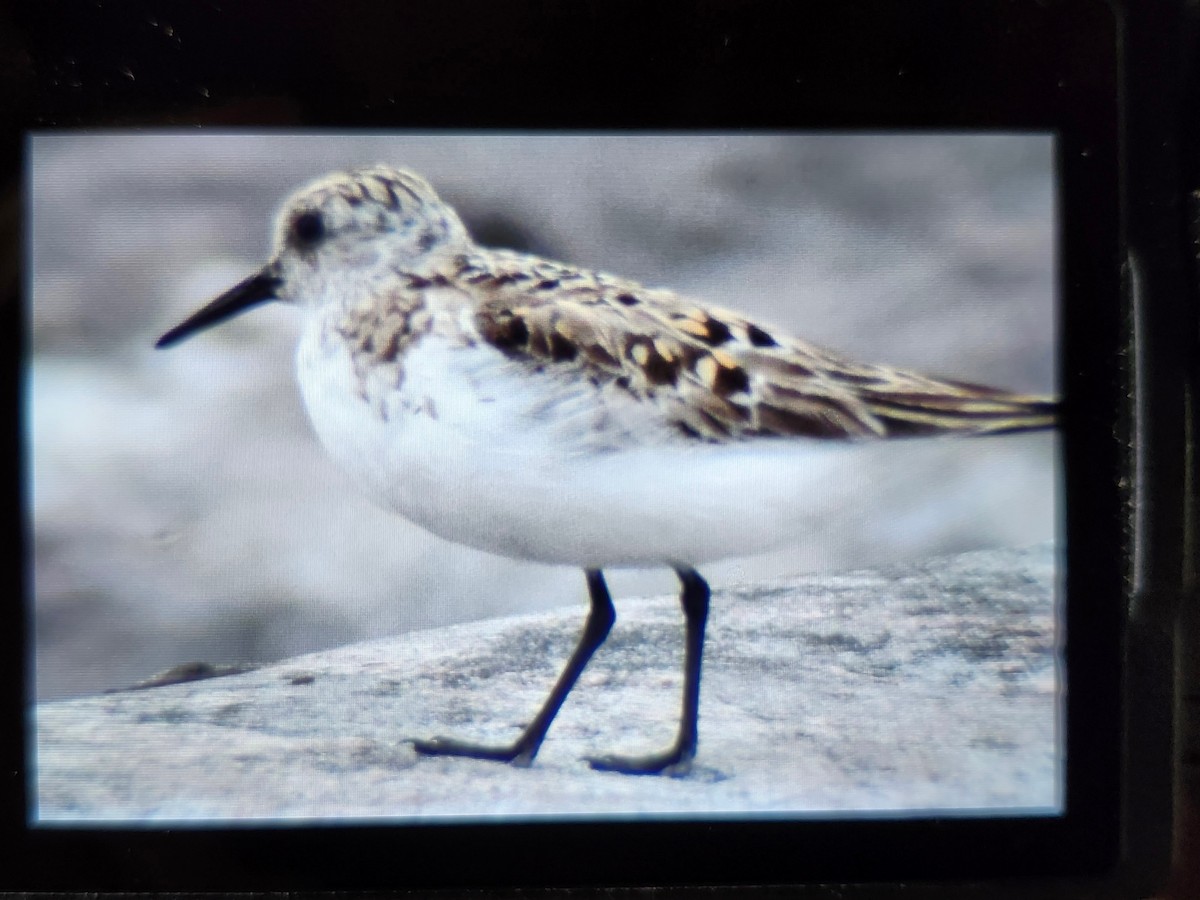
[295,305,1054,568]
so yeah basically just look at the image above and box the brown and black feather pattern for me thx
[463,249,1057,444]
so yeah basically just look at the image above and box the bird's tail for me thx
[857,378,1059,437]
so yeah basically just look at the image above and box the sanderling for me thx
[156,164,1056,775]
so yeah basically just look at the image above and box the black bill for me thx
[155,269,283,349]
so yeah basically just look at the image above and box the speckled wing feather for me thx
[462,249,1057,443]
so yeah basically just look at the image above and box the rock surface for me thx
[34,544,1060,822]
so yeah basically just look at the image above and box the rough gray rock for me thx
[34,544,1060,822]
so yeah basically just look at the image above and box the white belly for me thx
[296,314,1057,568]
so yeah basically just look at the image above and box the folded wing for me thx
[464,250,1057,444]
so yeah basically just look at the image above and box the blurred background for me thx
[28,133,1057,700]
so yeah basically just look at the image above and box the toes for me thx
[410,736,534,764]
[410,736,448,755]
[586,752,694,776]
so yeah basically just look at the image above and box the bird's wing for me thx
[461,250,1057,443]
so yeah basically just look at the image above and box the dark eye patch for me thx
[291,210,326,246]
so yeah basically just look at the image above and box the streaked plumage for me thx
[467,249,1055,442]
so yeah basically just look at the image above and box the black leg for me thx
[412,568,615,767]
[587,567,710,776]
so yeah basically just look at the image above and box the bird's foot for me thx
[586,746,695,777]
[411,736,536,767]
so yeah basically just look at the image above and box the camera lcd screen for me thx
[28,133,1062,824]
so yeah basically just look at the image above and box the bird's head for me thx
[156,165,469,348]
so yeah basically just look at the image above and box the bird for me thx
[156,164,1057,776]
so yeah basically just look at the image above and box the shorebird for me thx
[157,164,1056,775]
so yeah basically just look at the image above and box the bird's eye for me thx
[291,210,326,246]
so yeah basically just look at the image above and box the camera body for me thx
[4,0,1195,895]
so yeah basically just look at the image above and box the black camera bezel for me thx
[2,0,1188,894]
